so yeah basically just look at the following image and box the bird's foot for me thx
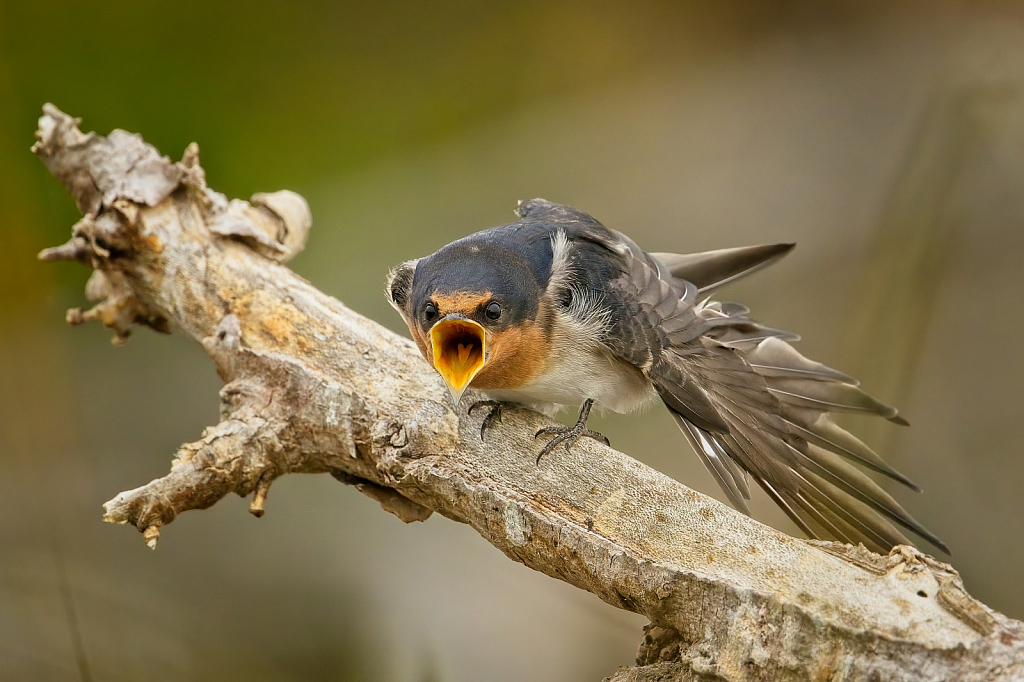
[468,400,508,440]
[534,399,609,464]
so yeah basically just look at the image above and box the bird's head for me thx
[386,238,550,405]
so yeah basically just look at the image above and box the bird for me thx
[386,198,947,555]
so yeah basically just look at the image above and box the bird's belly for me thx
[481,348,658,414]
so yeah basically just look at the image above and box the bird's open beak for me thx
[430,316,486,405]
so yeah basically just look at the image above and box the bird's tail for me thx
[669,301,947,555]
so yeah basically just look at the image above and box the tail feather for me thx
[758,479,817,538]
[745,336,857,384]
[792,487,909,555]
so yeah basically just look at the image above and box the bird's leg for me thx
[468,400,509,440]
[534,399,610,464]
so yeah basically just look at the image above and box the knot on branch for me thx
[635,624,685,666]
[885,547,1005,637]
[39,210,131,266]
[42,207,170,343]
[41,206,170,344]
[332,473,432,523]
[203,314,243,382]
[811,540,1004,636]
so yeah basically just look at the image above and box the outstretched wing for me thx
[518,199,943,553]
[662,291,944,553]
[677,328,946,554]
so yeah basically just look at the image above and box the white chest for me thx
[481,332,658,415]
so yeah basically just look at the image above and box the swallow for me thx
[387,198,947,554]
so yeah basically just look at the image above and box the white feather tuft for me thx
[547,229,611,339]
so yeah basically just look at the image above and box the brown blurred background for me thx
[2,1,1023,680]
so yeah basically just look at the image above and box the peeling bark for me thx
[34,104,1024,681]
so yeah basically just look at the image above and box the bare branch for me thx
[35,105,1024,682]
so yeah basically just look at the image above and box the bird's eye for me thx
[424,302,438,321]
[485,301,502,320]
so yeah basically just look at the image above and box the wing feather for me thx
[650,243,795,293]
[671,342,947,553]
[521,199,942,553]
[783,412,920,490]
[673,414,750,514]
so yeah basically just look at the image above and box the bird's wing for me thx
[560,223,941,552]
[516,199,943,553]
[677,325,944,553]
[650,243,795,293]
[671,309,947,554]
[680,283,941,552]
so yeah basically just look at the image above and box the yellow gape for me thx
[430,318,485,405]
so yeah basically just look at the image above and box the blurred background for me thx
[2,1,1023,680]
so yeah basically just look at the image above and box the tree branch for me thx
[34,104,1024,681]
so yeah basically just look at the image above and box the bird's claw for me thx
[534,399,609,464]
[468,400,505,441]
[534,424,609,463]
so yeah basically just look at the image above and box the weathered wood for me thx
[35,105,1024,682]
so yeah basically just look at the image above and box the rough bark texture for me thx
[35,105,1024,682]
